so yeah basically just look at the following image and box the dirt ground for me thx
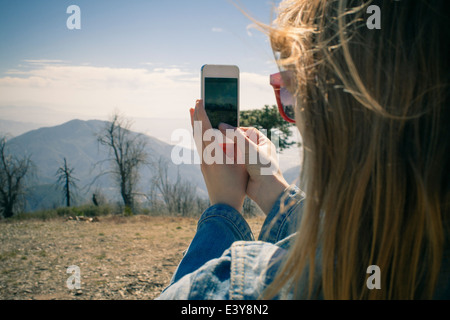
[0,215,265,300]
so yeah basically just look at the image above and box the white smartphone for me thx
[201,64,239,129]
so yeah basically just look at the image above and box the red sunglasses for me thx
[270,72,296,123]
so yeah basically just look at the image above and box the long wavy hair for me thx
[265,0,450,299]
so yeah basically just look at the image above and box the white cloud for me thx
[0,60,276,125]
[211,27,224,33]
[0,61,199,121]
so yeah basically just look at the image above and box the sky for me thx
[0,0,303,169]
[0,0,280,121]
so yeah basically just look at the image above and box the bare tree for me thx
[56,157,78,207]
[96,112,149,212]
[0,136,33,218]
[151,158,198,216]
[152,158,173,211]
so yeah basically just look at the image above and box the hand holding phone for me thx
[189,99,248,212]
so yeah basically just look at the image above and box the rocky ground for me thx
[0,215,264,300]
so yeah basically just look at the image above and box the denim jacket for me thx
[157,185,304,300]
[157,185,450,300]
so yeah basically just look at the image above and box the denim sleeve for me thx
[168,203,254,284]
[157,186,305,300]
[258,184,304,243]
[157,250,234,300]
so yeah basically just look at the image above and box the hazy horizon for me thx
[0,114,303,173]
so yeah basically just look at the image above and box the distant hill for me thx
[4,119,303,212]
[6,119,207,211]
[0,119,48,137]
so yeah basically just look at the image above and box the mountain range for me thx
[2,119,301,212]
[4,119,206,211]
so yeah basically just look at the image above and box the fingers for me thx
[190,100,275,167]
[217,123,243,163]
[235,127,279,171]
[238,127,267,145]
[217,125,271,165]
[219,125,263,145]
[193,99,213,135]
[232,128,258,166]
[191,99,226,164]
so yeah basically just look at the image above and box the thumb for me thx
[235,127,259,165]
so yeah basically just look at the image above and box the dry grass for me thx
[0,215,265,300]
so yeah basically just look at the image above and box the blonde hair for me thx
[265,0,450,299]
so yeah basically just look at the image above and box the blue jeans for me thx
[169,185,303,285]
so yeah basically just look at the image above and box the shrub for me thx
[123,206,133,217]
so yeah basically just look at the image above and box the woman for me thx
[158,0,449,299]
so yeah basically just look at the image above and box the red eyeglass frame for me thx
[270,72,296,123]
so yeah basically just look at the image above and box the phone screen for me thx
[204,77,238,129]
